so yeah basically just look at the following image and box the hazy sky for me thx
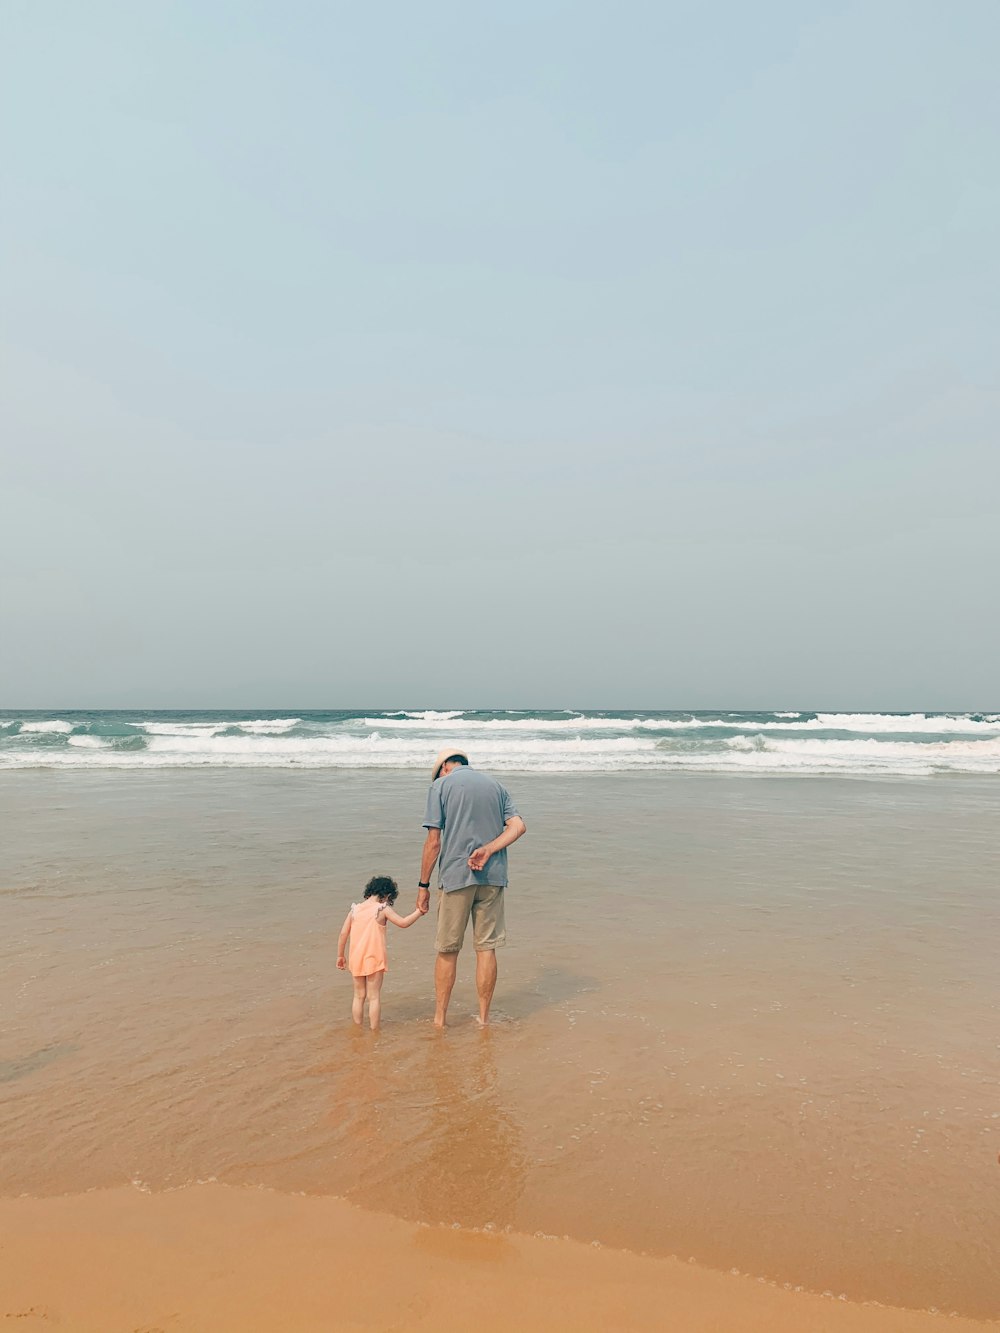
[2,1,998,709]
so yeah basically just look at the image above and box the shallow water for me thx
[1,770,998,1316]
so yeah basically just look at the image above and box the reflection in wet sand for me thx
[327,1027,527,1232]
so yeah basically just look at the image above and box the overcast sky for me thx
[2,1,998,709]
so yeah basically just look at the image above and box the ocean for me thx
[2,707,1000,775]
[2,711,998,1318]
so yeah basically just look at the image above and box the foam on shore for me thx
[0,1186,994,1333]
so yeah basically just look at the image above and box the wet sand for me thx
[2,770,999,1323]
[1,1185,996,1333]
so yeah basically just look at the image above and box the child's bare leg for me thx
[351,976,367,1025]
[367,971,384,1030]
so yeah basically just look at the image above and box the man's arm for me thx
[417,827,441,912]
[468,815,526,872]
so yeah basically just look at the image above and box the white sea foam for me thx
[362,715,648,731]
[364,712,1000,736]
[727,734,1000,756]
[644,713,1000,735]
[4,712,1000,775]
[0,730,657,773]
[4,726,1000,775]
[719,734,1000,775]
[803,712,1000,734]
[140,718,304,737]
[139,721,228,736]
[226,718,302,734]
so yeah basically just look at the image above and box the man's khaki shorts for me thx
[435,884,506,954]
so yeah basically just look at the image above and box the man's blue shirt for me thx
[423,766,520,891]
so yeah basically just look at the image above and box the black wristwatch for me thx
[418,881,430,889]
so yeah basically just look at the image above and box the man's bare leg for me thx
[434,951,458,1027]
[475,948,497,1026]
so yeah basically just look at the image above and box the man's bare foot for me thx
[433,1014,448,1028]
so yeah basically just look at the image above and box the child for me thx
[337,875,425,1029]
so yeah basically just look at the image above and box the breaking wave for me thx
[0,711,997,775]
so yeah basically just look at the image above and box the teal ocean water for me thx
[2,708,999,774]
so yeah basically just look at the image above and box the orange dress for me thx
[348,899,388,977]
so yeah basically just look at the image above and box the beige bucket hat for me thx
[431,748,468,782]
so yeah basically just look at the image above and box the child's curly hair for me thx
[363,875,399,904]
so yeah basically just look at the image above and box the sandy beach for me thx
[3,762,999,1328]
[2,1185,997,1333]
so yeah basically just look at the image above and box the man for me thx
[416,750,526,1028]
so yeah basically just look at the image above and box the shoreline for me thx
[0,1185,995,1333]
